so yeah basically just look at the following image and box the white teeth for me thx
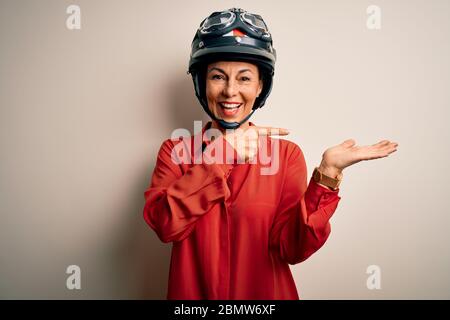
[220,103,242,109]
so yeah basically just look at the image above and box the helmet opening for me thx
[195,58,272,111]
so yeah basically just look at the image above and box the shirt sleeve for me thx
[143,139,233,243]
[269,143,342,265]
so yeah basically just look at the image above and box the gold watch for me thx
[312,167,343,191]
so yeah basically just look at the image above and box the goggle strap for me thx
[198,36,273,52]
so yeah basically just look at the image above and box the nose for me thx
[222,78,238,97]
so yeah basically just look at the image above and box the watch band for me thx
[312,167,343,190]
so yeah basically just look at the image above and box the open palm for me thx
[322,139,399,171]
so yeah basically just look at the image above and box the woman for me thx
[143,8,398,299]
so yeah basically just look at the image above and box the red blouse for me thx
[143,121,342,299]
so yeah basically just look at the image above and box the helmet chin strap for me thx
[216,110,255,129]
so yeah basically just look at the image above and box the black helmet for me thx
[188,8,277,129]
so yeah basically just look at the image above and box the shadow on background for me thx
[115,70,205,299]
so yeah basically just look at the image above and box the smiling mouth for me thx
[219,103,242,116]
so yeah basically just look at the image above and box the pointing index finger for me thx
[256,127,290,136]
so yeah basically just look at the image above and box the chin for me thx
[218,110,251,123]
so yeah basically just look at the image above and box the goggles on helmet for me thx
[199,8,271,41]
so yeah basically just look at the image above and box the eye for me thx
[241,76,251,81]
[211,74,224,80]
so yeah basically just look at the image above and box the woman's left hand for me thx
[319,139,399,177]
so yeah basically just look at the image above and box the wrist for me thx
[313,165,343,191]
[318,163,342,179]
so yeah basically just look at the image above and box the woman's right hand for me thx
[222,126,290,162]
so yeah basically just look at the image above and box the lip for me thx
[218,102,243,109]
[218,102,242,117]
[219,101,242,104]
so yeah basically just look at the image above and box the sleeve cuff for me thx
[307,177,341,207]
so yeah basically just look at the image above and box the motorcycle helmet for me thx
[188,8,276,129]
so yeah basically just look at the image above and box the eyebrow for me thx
[207,67,254,75]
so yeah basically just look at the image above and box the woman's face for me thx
[206,61,263,125]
